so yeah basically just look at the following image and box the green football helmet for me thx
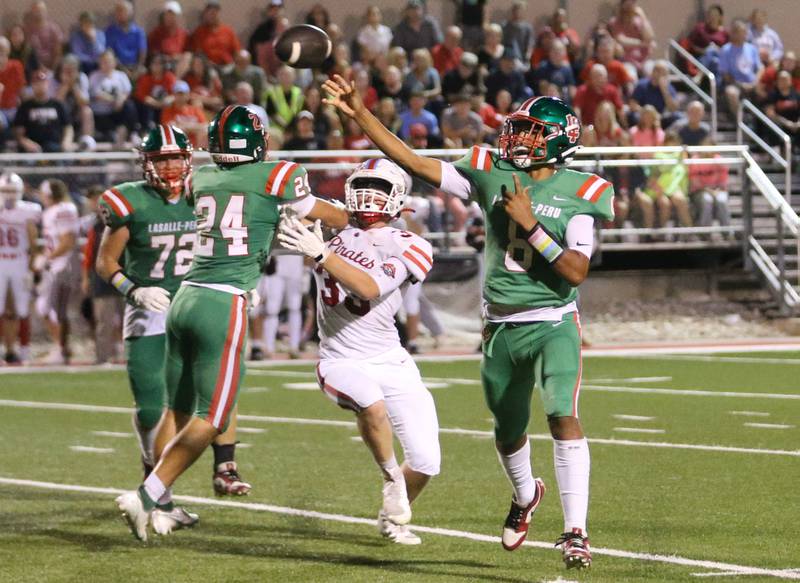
[498,96,582,169]
[138,124,193,197]
[208,105,268,166]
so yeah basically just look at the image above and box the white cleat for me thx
[378,510,422,545]
[381,474,412,525]
[115,491,151,542]
[152,506,200,535]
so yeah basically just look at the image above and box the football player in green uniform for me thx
[324,76,613,569]
[115,106,349,541]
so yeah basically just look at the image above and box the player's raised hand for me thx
[502,174,537,232]
[322,75,364,119]
[277,217,329,263]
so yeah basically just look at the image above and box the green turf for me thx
[0,352,798,582]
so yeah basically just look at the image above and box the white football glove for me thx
[247,287,261,308]
[130,286,171,313]
[277,217,330,262]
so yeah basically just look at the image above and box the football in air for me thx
[274,24,332,68]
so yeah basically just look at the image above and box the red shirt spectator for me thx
[607,0,655,72]
[574,65,624,126]
[189,3,241,66]
[688,5,729,57]
[551,8,581,61]
[23,2,63,70]
[134,69,177,104]
[161,99,206,146]
[580,59,631,89]
[689,154,728,192]
[0,52,26,110]
[148,2,189,59]
[432,26,464,75]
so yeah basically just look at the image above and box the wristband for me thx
[110,270,137,297]
[526,223,564,264]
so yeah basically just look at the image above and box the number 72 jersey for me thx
[100,181,196,295]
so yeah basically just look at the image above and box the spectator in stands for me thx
[473,91,503,142]
[189,1,241,67]
[580,35,633,94]
[388,46,410,77]
[221,50,266,106]
[312,128,353,196]
[305,4,331,32]
[133,54,176,130]
[398,90,439,141]
[671,99,710,146]
[432,26,464,76]
[354,68,378,112]
[249,0,284,72]
[89,50,138,144]
[629,104,664,147]
[528,38,575,103]
[52,55,95,151]
[284,110,324,151]
[441,91,484,148]
[377,65,409,111]
[105,1,147,76]
[529,26,556,70]
[765,71,800,145]
[344,116,372,150]
[23,1,63,71]
[374,97,401,135]
[392,1,443,55]
[629,59,680,127]
[573,63,625,126]
[757,51,800,100]
[264,65,303,135]
[357,6,393,64]
[404,48,441,101]
[69,12,105,75]
[0,38,25,138]
[184,53,223,116]
[442,51,483,103]
[494,88,513,118]
[644,131,692,232]
[148,2,189,75]
[233,81,268,129]
[503,1,534,64]
[9,24,39,78]
[160,79,206,147]
[477,24,506,74]
[719,20,762,115]
[607,0,655,74]
[452,0,487,53]
[688,3,727,66]
[13,70,73,153]
[485,47,530,108]
[747,9,783,65]
[304,85,340,144]
[550,8,581,64]
[689,137,731,235]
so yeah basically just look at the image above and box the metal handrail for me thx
[667,39,718,136]
[737,99,792,200]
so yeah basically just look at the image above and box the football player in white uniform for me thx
[278,159,441,545]
[37,179,80,364]
[254,252,307,358]
[0,172,41,364]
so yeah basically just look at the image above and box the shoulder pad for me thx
[100,186,134,218]
[574,174,612,203]
[265,160,302,198]
[390,230,433,282]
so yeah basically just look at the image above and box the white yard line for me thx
[613,427,665,434]
[582,385,800,400]
[0,476,797,580]
[282,383,320,390]
[744,423,795,430]
[236,427,266,434]
[91,431,133,438]
[626,355,800,365]
[729,411,771,417]
[69,446,114,454]
[1,399,798,457]
[590,377,673,384]
[243,386,270,393]
[613,415,656,421]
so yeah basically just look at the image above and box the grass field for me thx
[0,350,798,582]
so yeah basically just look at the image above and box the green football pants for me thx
[125,334,167,429]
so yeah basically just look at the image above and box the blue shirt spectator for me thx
[105,1,147,70]
[485,50,532,107]
[631,78,677,114]
[719,22,761,84]
[69,12,106,74]
[398,92,440,140]
[747,9,783,64]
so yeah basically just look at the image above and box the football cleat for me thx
[213,462,252,496]
[377,510,421,545]
[152,505,199,535]
[501,477,545,551]
[381,474,412,525]
[555,528,592,569]
[115,490,151,542]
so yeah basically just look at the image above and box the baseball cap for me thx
[173,80,190,93]
[164,1,182,14]
[297,110,314,121]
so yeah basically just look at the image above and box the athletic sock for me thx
[141,473,166,510]
[263,314,278,353]
[553,438,591,534]
[156,488,173,510]
[497,439,536,506]
[212,443,236,468]
[379,455,401,481]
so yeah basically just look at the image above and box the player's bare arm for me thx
[323,75,443,186]
[503,174,589,286]
[47,230,77,261]
[95,225,130,282]
[306,198,350,230]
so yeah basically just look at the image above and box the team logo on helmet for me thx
[565,114,581,144]
[248,111,264,132]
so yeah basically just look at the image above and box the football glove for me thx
[247,287,261,308]
[130,286,171,313]
[277,217,330,263]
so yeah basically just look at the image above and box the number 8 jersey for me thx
[315,225,433,360]
[100,181,196,295]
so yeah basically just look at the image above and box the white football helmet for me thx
[0,172,24,209]
[345,158,412,227]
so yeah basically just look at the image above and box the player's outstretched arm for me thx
[323,75,443,187]
[503,175,590,286]
[306,198,349,230]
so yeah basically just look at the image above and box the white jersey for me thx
[42,201,80,273]
[0,201,41,266]
[315,225,433,360]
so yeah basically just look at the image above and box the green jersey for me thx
[186,159,309,291]
[453,146,614,308]
[100,181,196,295]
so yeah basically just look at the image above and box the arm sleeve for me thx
[285,194,317,219]
[439,160,472,200]
[565,214,595,259]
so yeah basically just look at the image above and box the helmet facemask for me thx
[142,152,192,197]
[499,114,564,169]
[345,176,404,228]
